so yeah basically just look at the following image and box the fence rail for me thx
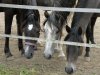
[0,3,100,13]
[0,34,100,48]
[0,3,100,48]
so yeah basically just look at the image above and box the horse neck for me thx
[0,0,2,3]
[30,0,37,5]
[52,0,75,22]
[37,0,52,6]
[53,0,76,7]
[68,0,77,7]
[71,0,99,34]
[54,12,69,21]
[50,12,67,27]
[22,0,37,5]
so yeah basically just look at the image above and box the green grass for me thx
[0,64,39,75]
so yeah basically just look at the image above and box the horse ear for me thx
[44,11,49,18]
[78,27,82,35]
[66,25,71,33]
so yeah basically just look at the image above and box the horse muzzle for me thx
[65,63,76,74]
[24,42,37,59]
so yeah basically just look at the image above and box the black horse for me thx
[0,0,40,59]
[64,0,99,74]
[0,0,52,57]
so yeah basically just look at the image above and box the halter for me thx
[25,42,37,50]
[25,42,36,46]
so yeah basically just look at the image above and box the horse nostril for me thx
[25,53,33,59]
[30,53,33,57]
[65,67,74,74]
[44,54,52,59]
[48,55,52,59]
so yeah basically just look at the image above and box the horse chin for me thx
[24,45,35,59]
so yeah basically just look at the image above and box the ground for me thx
[0,11,100,75]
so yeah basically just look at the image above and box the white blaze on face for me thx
[44,22,52,33]
[44,22,56,56]
[44,22,57,40]
[24,45,29,53]
[28,24,33,31]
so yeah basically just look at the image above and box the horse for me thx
[64,0,99,74]
[43,0,96,60]
[43,0,76,59]
[0,0,56,59]
[0,0,40,59]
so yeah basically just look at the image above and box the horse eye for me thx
[56,28,59,33]
[56,30,59,34]
[35,29,39,33]
[37,29,40,33]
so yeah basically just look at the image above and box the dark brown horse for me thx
[64,0,99,74]
[0,0,40,59]
[0,0,56,59]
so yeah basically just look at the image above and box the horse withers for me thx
[1,0,40,59]
[64,0,99,74]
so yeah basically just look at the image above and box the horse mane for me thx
[19,0,40,29]
[46,0,76,28]
[64,26,83,43]
[53,0,77,16]
[20,0,37,5]
[52,0,76,7]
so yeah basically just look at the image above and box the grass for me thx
[0,64,39,75]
